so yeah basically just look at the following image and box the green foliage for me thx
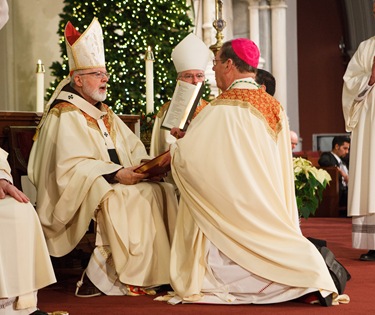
[140,111,156,135]
[47,0,207,116]
[293,157,331,219]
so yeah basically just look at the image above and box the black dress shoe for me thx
[30,310,48,315]
[359,250,375,261]
[318,292,333,307]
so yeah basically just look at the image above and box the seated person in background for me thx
[255,68,276,96]
[150,33,211,181]
[150,33,211,191]
[28,17,178,297]
[290,130,299,151]
[0,4,57,314]
[255,70,299,155]
[0,148,56,315]
[318,136,350,207]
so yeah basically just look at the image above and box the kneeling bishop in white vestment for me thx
[168,38,340,305]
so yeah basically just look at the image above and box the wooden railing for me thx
[0,111,139,191]
[294,150,346,217]
[0,111,139,152]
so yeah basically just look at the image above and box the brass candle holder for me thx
[209,0,226,56]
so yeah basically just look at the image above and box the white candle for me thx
[36,59,45,112]
[145,46,154,114]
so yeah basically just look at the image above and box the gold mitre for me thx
[65,17,105,73]
[172,33,212,73]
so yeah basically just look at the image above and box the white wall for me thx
[0,0,64,111]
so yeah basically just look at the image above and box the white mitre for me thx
[172,33,211,73]
[35,18,106,135]
[65,17,105,72]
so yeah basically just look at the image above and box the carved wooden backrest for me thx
[7,126,36,191]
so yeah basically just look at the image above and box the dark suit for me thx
[318,152,348,207]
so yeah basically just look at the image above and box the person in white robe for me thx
[0,148,56,315]
[0,0,8,30]
[342,3,375,261]
[27,18,178,297]
[150,33,211,191]
[168,38,339,306]
[1,5,57,314]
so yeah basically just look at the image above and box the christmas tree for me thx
[47,0,200,116]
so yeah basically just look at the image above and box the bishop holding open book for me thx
[150,33,212,191]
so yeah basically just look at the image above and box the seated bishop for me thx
[27,17,178,297]
[150,33,211,191]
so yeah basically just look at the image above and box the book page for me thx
[161,80,204,131]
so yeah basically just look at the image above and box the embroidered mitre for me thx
[172,33,212,73]
[65,17,105,72]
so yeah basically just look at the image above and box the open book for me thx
[161,80,205,131]
[134,150,171,178]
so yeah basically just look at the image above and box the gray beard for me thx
[82,85,107,102]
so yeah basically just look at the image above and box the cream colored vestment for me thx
[342,36,375,249]
[0,148,56,309]
[28,98,178,291]
[150,99,208,190]
[169,79,337,303]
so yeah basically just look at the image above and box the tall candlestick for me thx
[210,0,226,56]
[145,46,154,114]
[36,59,45,112]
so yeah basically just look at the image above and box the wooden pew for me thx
[295,150,344,217]
[0,111,139,191]
[0,111,140,275]
[314,166,343,217]
[306,151,345,217]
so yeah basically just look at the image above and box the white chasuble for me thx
[28,99,178,292]
[169,80,337,303]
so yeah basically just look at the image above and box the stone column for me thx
[202,0,218,96]
[258,0,272,71]
[192,0,203,38]
[248,0,269,69]
[248,0,260,46]
[201,0,214,46]
[270,0,288,109]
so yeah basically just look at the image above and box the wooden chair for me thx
[303,151,345,217]
[306,150,321,167]
[7,125,94,274]
[313,166,342,217]
[293,150,307,159]
[6,126,36,191]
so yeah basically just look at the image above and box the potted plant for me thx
[293,157,332,219]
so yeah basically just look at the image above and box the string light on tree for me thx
[47,0,194,116]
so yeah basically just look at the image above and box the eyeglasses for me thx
[212,59,225,66]
[178,73,205,80]
[79,71,110,79]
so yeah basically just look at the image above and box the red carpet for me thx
[38,218,374,315]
